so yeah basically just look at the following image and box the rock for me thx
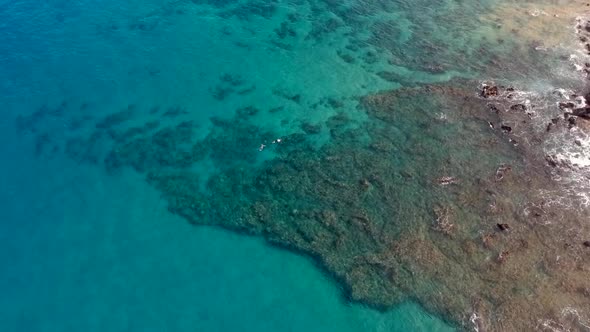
[546,122,554,132]
[578,287,590,298]
[559,102,575,110]
[497,223,510,231]
[482,233,496,248]
[545,154,572,169]
[495,164,512,181]
[583,240,590,247]
[497,250,510,263]
[573,107,590,119]
[510,104,526,112]
[545,154,559,167]
[360,179,371,190]
[437,176,458,186]
[424,64,445,74]
[501,124,512,133]
[488,104,500,113]
[480,85,499,98]
[434,206,454,235]
[568,116,577,128]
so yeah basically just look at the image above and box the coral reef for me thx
[14,1,590,330]
[92,82,590,331]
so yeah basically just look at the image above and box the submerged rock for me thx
[573,107,590,119]
[33,82,590,332]
[495,164,511,181]
[509,103,527,112]
[437,176,458,186]
[497,223,510,231]
[481,85,499,98]
[559,101,575,110]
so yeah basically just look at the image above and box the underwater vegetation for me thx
[22,80,589,331]
[12,0,590,330]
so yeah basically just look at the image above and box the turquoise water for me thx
[0,148,450,331]
[0,0,456,330]
[2,0,588,331]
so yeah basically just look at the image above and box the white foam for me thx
[469,312,481,332]
[537,318,566,332]
[480,13,590,208]
[560,307,590,330]
[529,9,548,17]
[486,82,590,208]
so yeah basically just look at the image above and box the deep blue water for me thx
[0,0,455,331]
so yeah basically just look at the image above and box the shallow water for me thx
[0,147,451,331]
[1,0,590,331]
